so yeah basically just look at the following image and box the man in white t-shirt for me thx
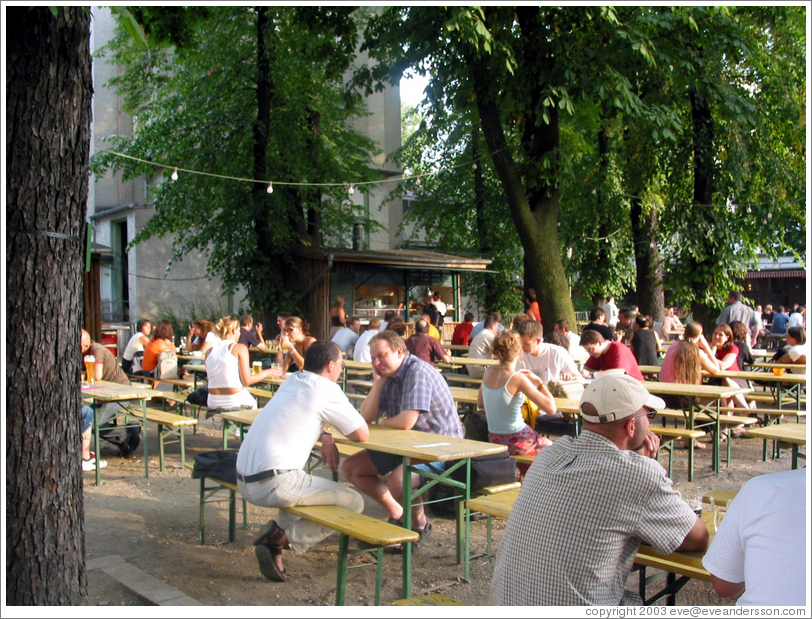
[603,296,619,329]
[236,341,369,582]
[554,319,588,362]
[466,314,499,378]
[703,468,806,606]
[353,318,380,363]
[331,315,361,358]
[776,326,807,374]
[516,320,579,383]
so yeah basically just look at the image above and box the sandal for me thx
[255,543,287,582]
[387,518,433,554]
[252,520,287,547]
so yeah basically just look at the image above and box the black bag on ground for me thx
[187,386,209,406]
[449,451,518,490]
[192,450,239,484]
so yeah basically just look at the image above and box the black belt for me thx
[236,469,290,484]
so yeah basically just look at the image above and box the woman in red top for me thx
[141,320,176,375]
[710,323,750,410]
[525,288,542,324]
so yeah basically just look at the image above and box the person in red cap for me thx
[492,374,708,606]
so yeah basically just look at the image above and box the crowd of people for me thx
[81,288,806,606]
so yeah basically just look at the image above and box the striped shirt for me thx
[380,354,463,438]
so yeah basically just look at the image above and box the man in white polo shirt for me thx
[237,341,369,582]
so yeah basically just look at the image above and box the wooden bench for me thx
[393,594,465,606]
[184,462,247,544]
[285,505,418,605]
[247,386,274,405]
[655,409,758,470]
[184,462,417,606]
[747,392,806,408]
[442,373,482,387]
[142,408,197,471]
[466,488,521,555]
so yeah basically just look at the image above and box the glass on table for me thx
[83,355,96,385]
[674,481,703,516]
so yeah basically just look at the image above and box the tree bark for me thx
[688,85,717,328]
[6,6,92,604]
[630,195,665,320]
[473,90,575,328]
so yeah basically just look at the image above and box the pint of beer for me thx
[252,361,262,375]
[84,355,96,385]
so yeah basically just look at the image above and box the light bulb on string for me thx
[171,167,178,181]
[267,181,273,194]
[348,184,355,196]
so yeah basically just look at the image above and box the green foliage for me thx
[92,7,381,314]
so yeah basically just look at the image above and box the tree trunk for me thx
[688,85,717,328]
[630,195,665,320]
[6,6,92,604]
[474,98,576,328]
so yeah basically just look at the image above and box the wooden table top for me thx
[712,369,806,383]
[447,386,580,414]
[449,356,498,366]
[185,364,208,373]
[344,360,373,371]
[447,345,470,353]
[749,362,807,371]
[81,380,160,401]
[745,424,807,444]
[177,354,205,361]
[644,382,751,399]
[635,511,718,582]
[332,424,506,462]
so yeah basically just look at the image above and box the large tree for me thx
[92,6,381,320]
[361,7,669,326]
[6,6,92,604]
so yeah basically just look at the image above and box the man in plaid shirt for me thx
[492,374,708,605]
[343,330,463,550]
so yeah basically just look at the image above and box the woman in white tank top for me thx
[477,329,556,479]
[206,316,283,410]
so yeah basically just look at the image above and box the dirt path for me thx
[83,414,805,607]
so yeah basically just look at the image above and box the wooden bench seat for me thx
[747,392,806,406]
[184,461,416,606]
[648,425,707,479]
[247,386,274,404]
[442,373,482,386]
[466,488,521,555]
[285,505,418,605]
[656,409,759,427]
[143,408,197,471]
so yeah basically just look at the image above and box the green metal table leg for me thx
[336,534,349,606]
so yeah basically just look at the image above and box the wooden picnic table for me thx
[634,511,718,605]
[745,423,807,469]
[643,382,751,480]
[82,380,162,485]
[447,385,580,415]
[748,361,806,371]
[332,424,506,598]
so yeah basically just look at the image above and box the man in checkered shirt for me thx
[492,374,708,605]
[343,330,463,549]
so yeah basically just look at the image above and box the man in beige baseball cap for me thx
[579,373,666,456]
[492,374,708,606]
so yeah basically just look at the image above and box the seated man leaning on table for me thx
[492,374,708,606]
[342,330,464,551]
[580,329,645,381]
[516,319,580,383]
[80,329,141,457]
[236,341,369,583]
[703,468,806,606]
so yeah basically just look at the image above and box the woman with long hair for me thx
[277,316,317,373]
[477,329,556,479]
[188,318,218,355]
[141,320,176,376]
[206,316,282,410]
[710,323,750,410]
[659,322,721,449]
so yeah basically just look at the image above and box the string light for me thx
[267,181,273,194]
[171,167,178,181]
[348,184,355,195]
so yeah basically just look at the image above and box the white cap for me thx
[579,374,665,424]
